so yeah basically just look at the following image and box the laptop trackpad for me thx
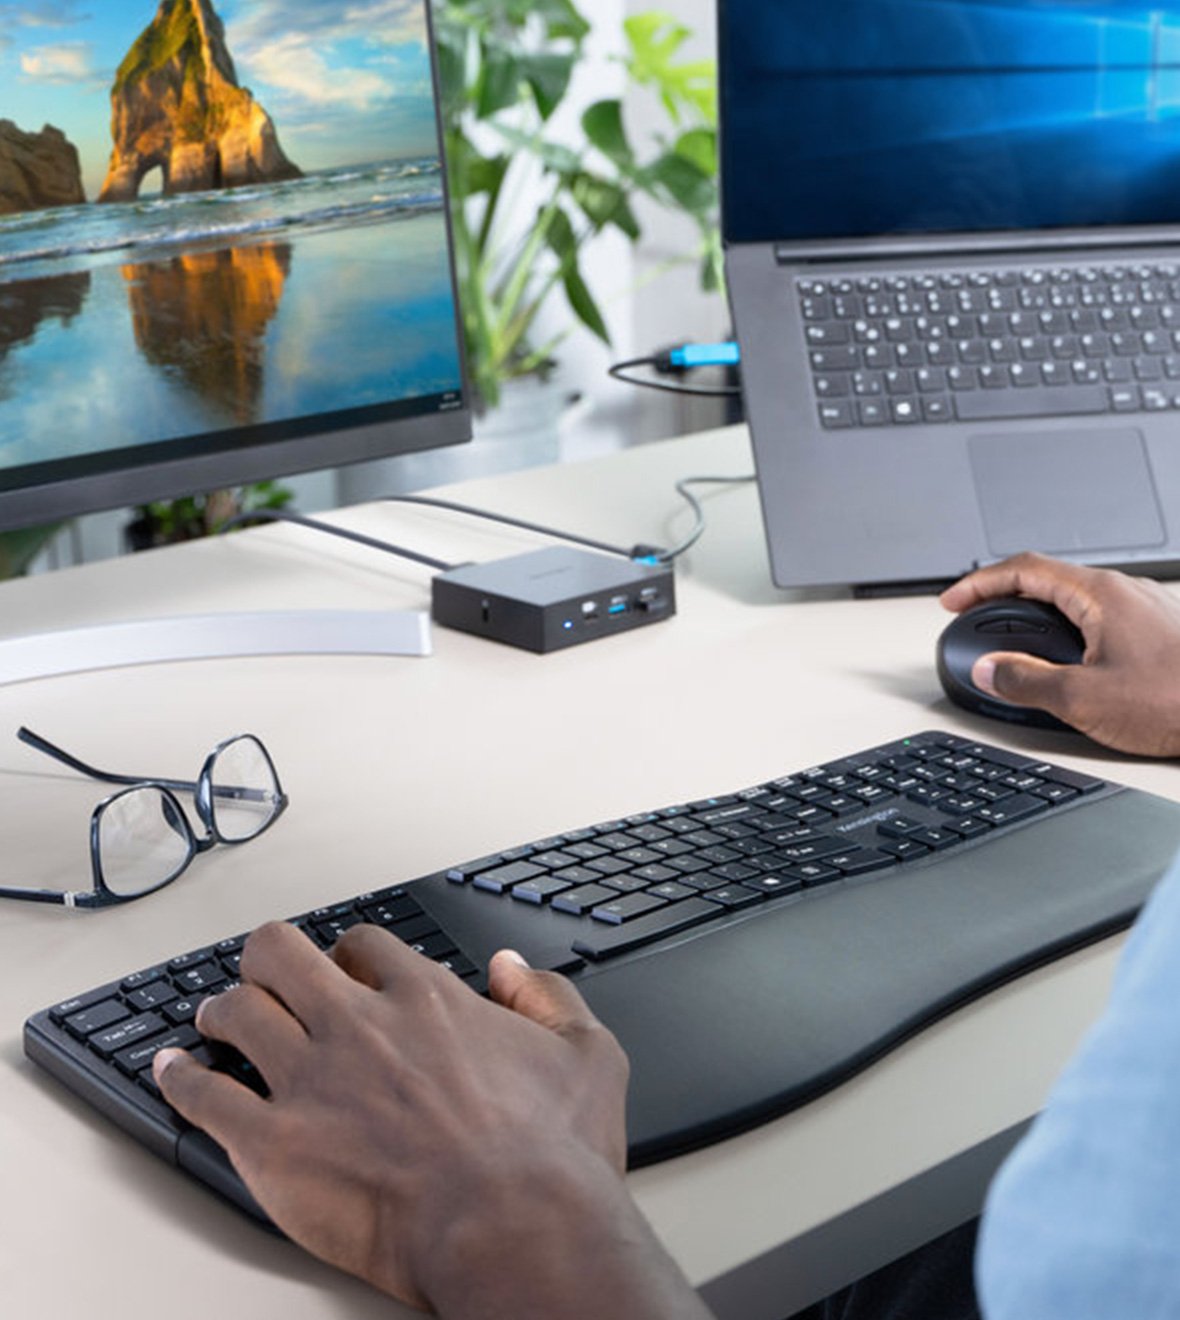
[969,427,1166,557]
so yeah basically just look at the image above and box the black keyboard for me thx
[800,260,1180,429]
[25,731,1180,1224]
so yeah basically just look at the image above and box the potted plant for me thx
[124,480,294,552]
[434,0,722,414]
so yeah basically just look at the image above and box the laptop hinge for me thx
[774,228,1180,265]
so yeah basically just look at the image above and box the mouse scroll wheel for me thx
[976,618,1049,635]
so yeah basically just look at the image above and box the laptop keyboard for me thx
[800,261,1180,428]
[27,729,1176,1222]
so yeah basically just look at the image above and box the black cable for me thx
[380,493,661,562]
[219,473,756,573]
[608,355,742,397]
[657,474,756,562]
[216,508,459,572]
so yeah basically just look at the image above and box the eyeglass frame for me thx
[0,727,288,909]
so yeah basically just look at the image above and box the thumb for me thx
[487,949,604,1039]
[973,651,1074,715]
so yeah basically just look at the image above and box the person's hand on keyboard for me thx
[941,551,1180,756]
[151,920,712,1320]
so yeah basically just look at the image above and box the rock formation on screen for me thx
[98,0,301,203]
[0,269,91,359]
[0,120,85,215]
[121,241,291,423]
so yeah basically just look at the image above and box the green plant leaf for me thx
[581,99,632,168]
[476,46,522,117]
[672,127,717,178]
[520,51,576,119]
[570,172,640,238]
[542,207,610,343]
[531,0,591,41]
[645,150,716,216]
[624,12,717,125]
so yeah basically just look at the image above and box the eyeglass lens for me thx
[98,786,192,897]
[209,735,282,843]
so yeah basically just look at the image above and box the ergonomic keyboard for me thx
[25,730,1180,1224]
[801,261,1180,429]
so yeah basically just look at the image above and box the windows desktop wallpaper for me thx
[721,0,1180,242]
[0,0,463,484]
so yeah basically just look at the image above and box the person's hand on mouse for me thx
[940,551,1180,757]
[152,921,711,1320]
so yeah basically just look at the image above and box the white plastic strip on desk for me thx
[0,609,432,684]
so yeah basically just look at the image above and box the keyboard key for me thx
[704,886,765,910]
[127,981,179,1013]
[88,1012,167,1060]
[591,892,669,924]
[64,999,131,1040]
[50,983,121,1024]
[953,385,1109,420]
[1027,764,1105,794]
[114,1025,201,1078]
[551,884,621,916]
[830,849,895,875]
[974,793,1051,826]
[511,875,574,904]
[571,898,720,961]
[742,872,806,894]
[473,861,545,893]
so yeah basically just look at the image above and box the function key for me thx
[168,947,215,973]
[122,965,169,992]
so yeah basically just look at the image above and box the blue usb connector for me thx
[665,342,741,370]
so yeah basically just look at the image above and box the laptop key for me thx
[953,385,1110,420]
[818,400,854,428]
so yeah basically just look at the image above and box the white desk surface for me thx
[0,424,1176,1318]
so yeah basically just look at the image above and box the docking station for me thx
[431,546,675,653]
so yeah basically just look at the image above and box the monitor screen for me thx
[720,0,1180,244]
[0,0,468,532]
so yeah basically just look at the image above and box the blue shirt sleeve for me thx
[976,848,1180,1319]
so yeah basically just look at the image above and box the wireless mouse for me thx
[936,596,1086,731]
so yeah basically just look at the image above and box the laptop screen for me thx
[721,0,1180,244]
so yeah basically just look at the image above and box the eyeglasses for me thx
[1,727,288,909]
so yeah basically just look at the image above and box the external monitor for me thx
[0,0,469,534]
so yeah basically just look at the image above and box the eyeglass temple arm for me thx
[0,884,79,906]
[16,727,273,802]
[18,726,181,789]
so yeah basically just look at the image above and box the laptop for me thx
[720,0,1180,591]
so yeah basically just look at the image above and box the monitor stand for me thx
[0,609,431,684]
